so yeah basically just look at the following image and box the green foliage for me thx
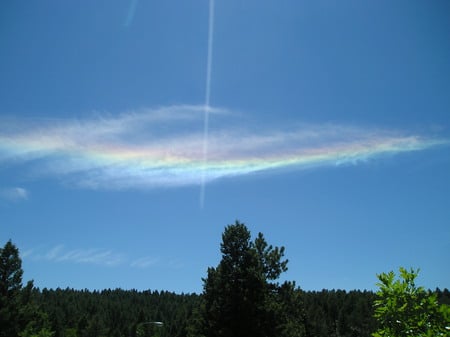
[303,289,376,337]
[0,240,23,296]
[0,240,56,337]
[3,240,450,337]
[0,240,25,337]
[193,221,306,337]
[32,287,200,337]
[18,308,54,337]
[274,282,306,337]
[373,267,450,337]
[19,327,54,337]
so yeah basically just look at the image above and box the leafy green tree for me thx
[373,267,450,337]
[194,221,305,337]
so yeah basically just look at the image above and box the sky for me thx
[0,0,449,294]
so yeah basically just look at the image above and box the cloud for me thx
[0,187,29,202]
[56,248,125,267]
[20,249,34,259]
[0,105,447,190]
[131,256,160,269]
[45,245,64,260]
[33,245,126,267]
[25,245,164,269]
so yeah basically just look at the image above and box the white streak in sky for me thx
[24,245,164,269]
[200,0,215,208]
[131,256,160,269]
[36,245,125,267]
[124,0,139,27]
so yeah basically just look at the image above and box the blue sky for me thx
[0,0,449,293]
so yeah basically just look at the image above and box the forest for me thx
[1,222,449,337]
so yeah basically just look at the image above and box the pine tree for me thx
[0,240,25,337]
[194,221,305,337]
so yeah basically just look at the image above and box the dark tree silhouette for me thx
[193,221,305,337]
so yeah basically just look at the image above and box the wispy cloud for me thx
[131,256,160,269]
[55,248,125,267]
[26,245,163,269]
[31,245,126,267]
[20,248,34,259]
[0,187,29,202]
[0,105,447,190]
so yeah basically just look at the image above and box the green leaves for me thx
[373,267,450,337]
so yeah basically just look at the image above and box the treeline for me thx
[2,222,449,337]
[16,286,450,337]
[303,289,377,337]
[28,288,200,337]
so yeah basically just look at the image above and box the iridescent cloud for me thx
[0,105,446,190]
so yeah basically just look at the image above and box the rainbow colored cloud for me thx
[0,105,446,190]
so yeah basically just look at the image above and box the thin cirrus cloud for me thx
[41,245,125,267]
[0,187,29,202]
[0,104,447,190]
[25,244,159,269]
[130,256,161,269]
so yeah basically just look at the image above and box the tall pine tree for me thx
[193,221,305,337]
[0,240,24,337]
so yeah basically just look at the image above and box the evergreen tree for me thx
[0,241,54,337]
[0,240,25,337]
[194,221,305,337]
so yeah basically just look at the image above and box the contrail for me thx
[124,0,139,27]
[200,0,215,208]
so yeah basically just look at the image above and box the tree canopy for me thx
[192,221,305,337]
[0,240,25,337]
[1,231,449,337]
[373,267,450,337]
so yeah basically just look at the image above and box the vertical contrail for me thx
[200,0,215,208]
[124,0,139,27]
